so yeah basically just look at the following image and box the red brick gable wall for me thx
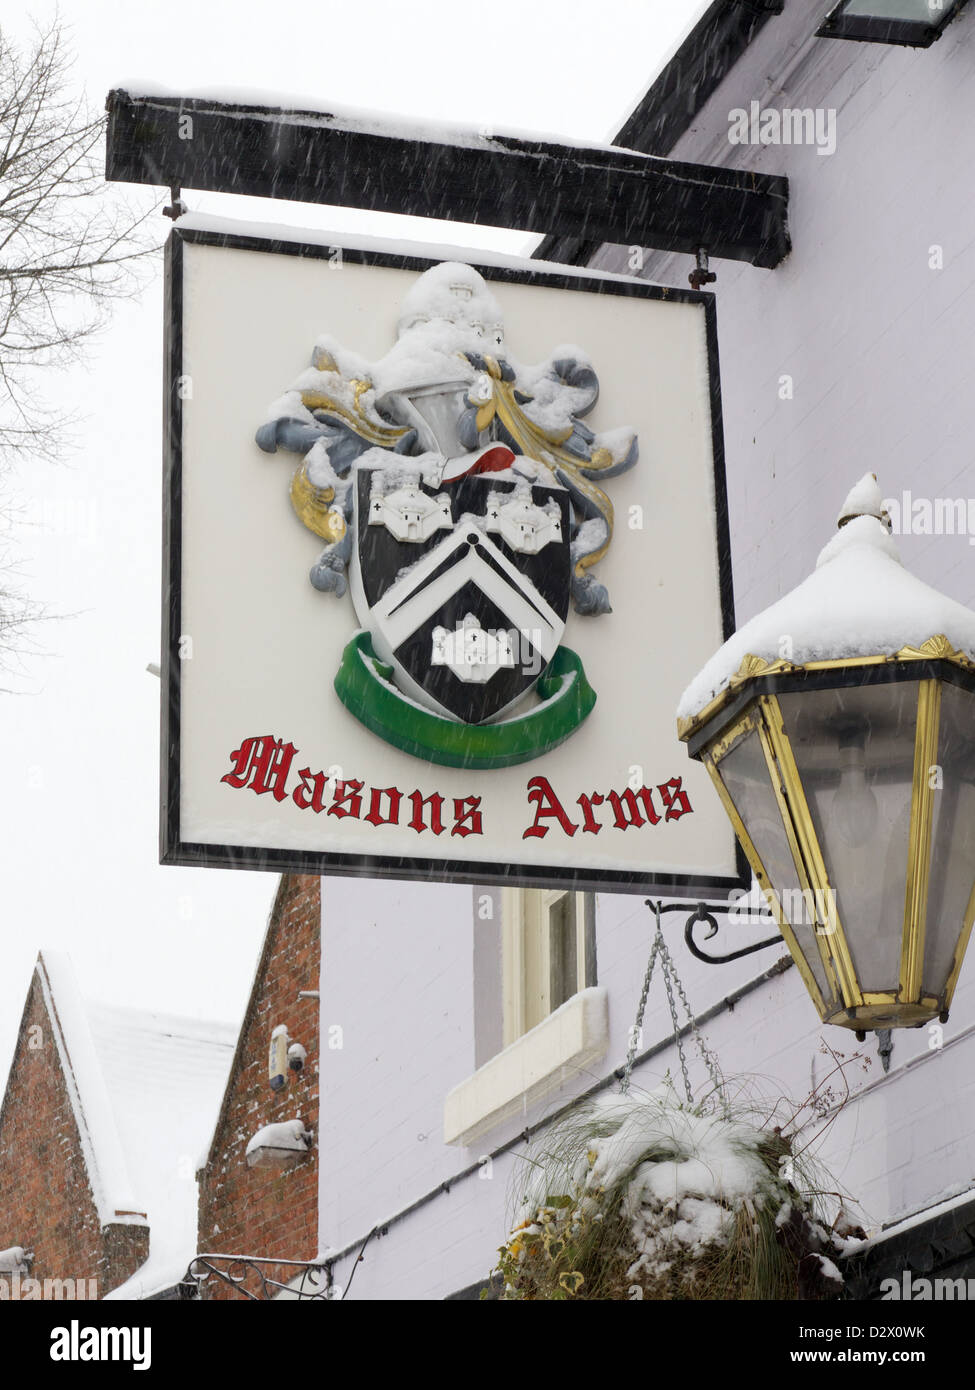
[0,969,149,1299]
[196,874,320,1299]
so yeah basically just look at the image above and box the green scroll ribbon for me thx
[333,632,596,770]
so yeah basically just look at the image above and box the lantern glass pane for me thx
[714,726,830,999]
[841,0,942,19]
[925,681,975,998]
[778,683,918,994]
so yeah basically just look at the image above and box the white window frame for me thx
[444,889,606,1148]
[502,887,591,1045]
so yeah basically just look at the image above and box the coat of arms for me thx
[256,261,638,768]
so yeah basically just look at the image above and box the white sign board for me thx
[162,219,742,894]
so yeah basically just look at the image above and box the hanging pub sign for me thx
[162,216,742,893]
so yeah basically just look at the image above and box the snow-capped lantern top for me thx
[676,474,975,1038]
[836,471,890,530]
[677,473,975,728]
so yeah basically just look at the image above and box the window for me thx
[502,889,596,1044]
[817,0,966,47]
[443,889,606,1147]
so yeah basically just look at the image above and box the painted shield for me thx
[349,459,571,725]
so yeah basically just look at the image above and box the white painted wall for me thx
[318,0,975,1298]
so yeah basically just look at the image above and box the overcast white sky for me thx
[0,0,707,1076]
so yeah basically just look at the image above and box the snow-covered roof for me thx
[678,475,975,723]
[33,953,236,1300]
[36,953,143,1230]
[92,1000,237,1300]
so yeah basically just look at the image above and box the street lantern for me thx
[677,475,975,1035]
[817,0,966,49]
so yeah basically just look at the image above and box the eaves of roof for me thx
[534,0,784,266]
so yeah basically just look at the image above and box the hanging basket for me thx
[492,1084,849,1301]
[490,902,859,1301]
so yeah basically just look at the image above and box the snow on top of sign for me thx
[397,261,504,335]
[309,336,374,389]
[373,329,479,400]
[370,262,507,396]
[173,212,653,289]
[515,345,595,433]
[114,82,646,156]
[678,473,975,720]
[571,517,609,567]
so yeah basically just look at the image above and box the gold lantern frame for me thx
[678,634,975,1033]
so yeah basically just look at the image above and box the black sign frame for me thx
[162,223,747,896]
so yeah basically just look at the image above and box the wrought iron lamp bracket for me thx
[653,899,782,964]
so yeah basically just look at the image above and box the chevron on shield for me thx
[349,457,570,725]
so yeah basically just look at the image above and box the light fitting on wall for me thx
[677,474,975,1036]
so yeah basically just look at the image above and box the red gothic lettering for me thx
[408,791,445,835]
[657,776,693,821]
[327,779,364,819]
[292,767,328,813]
[364,786,402,827]
[451,796,483,837]
[638,787,661,825]
[523,776,578,839]
[606,788,649,830]
[576,792,604,834]
[221,736,296,802]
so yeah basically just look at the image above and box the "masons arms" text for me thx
[220,735,693,839]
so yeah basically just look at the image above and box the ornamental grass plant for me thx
[492,1075,859,1301]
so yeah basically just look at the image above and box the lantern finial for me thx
[837,472,890,531]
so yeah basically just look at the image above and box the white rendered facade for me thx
[317,0,975,1298]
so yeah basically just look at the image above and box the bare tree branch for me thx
[0,15,161,469]
[0,16,161,667]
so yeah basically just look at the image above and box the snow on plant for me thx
[492,1077,859,1301]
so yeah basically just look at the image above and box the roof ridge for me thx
[35,951,147,1230]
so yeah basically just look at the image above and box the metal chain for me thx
[660,949,694,1106]
[655,926,729,1118]
[619,904,661,1094]
[620,900,728,1115]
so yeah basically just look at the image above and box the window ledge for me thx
[443,987,608,1147]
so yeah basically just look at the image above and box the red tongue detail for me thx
[472,445,516,474]
[441,445,515,483]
